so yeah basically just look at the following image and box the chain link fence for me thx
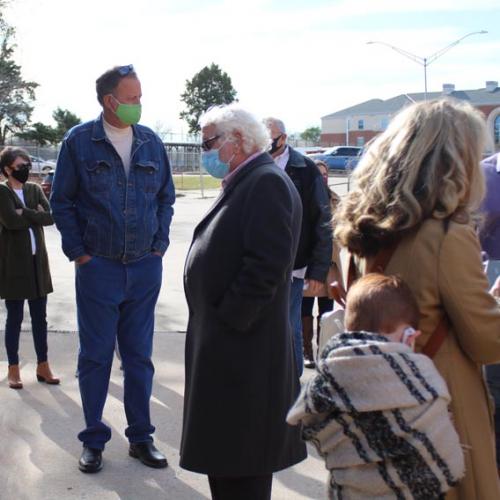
[166,142,201,173]
[1,140,353,196]
[1,141,203,173]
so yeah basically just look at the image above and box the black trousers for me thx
[301,295,334,317]
[4,297,48,365]
[208,474,273,500]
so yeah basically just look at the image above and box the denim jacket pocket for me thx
[135,161,160,193]
[85,160,113,192]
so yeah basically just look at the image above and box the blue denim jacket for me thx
[51,115,175,262]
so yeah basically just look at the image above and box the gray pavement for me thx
[0,179,349,500]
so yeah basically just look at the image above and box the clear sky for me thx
[4,0,500,138]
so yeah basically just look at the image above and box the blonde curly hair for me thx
[334,99,487,256]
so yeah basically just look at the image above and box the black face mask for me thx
[269,134,283,155]
[10,164,30,184]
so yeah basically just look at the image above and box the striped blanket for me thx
[287,332,464,500]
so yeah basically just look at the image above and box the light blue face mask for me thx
[201,142,232,179]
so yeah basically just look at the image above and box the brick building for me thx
[321,81,500,153]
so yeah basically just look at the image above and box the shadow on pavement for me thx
[9,376,206,500]
[276,457,327,499]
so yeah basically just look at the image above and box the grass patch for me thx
[173,174,221,190]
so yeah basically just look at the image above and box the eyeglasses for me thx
[117,64,134,76]
[201,135,220,152]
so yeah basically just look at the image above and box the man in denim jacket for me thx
[51,65,175,473]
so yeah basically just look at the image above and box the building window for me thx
[495,115,500,146]
[356,137,365,147]
[381,117,389,130]
[358,119,364,130]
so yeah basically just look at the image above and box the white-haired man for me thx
[180,104,307,500]
[264,118,332,375]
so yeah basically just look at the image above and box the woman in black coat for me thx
[180,105,306,500]
[0,147,59,389]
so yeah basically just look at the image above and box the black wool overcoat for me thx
[180,153,307,476]
[0,182,53,300]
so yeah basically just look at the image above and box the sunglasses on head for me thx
[117,64,134,76]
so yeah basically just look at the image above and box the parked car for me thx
[295,146,327,156]
[41,169,55,197]
[309,146,362,171]
[30,155,57,174]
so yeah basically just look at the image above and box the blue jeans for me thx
[290,278,304,377]
[4,297,48,366]
[75,254,162,450]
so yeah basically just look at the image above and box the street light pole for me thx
[367,31,487,100]
[424,59,427,98]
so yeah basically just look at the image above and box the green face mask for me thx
[112,96,142,125]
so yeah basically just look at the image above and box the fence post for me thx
[198,155,205,198]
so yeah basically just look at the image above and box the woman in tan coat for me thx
[334,99,500,499]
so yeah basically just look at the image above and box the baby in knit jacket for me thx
[287,273,464,500]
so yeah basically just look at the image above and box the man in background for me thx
[264,118,332,376]
[479,151,500,477]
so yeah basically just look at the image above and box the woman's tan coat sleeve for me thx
[439,223,500,364]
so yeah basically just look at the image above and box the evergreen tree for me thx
[17,122,57,146]
[52,107,81,143]
[0,22,39,143]
[17,108,81,145]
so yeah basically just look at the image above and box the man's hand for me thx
[37,204,44,212]
[15,208,22,215]
[152,251,162,257]
[75,254,92,266]
[305,279,324,295]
